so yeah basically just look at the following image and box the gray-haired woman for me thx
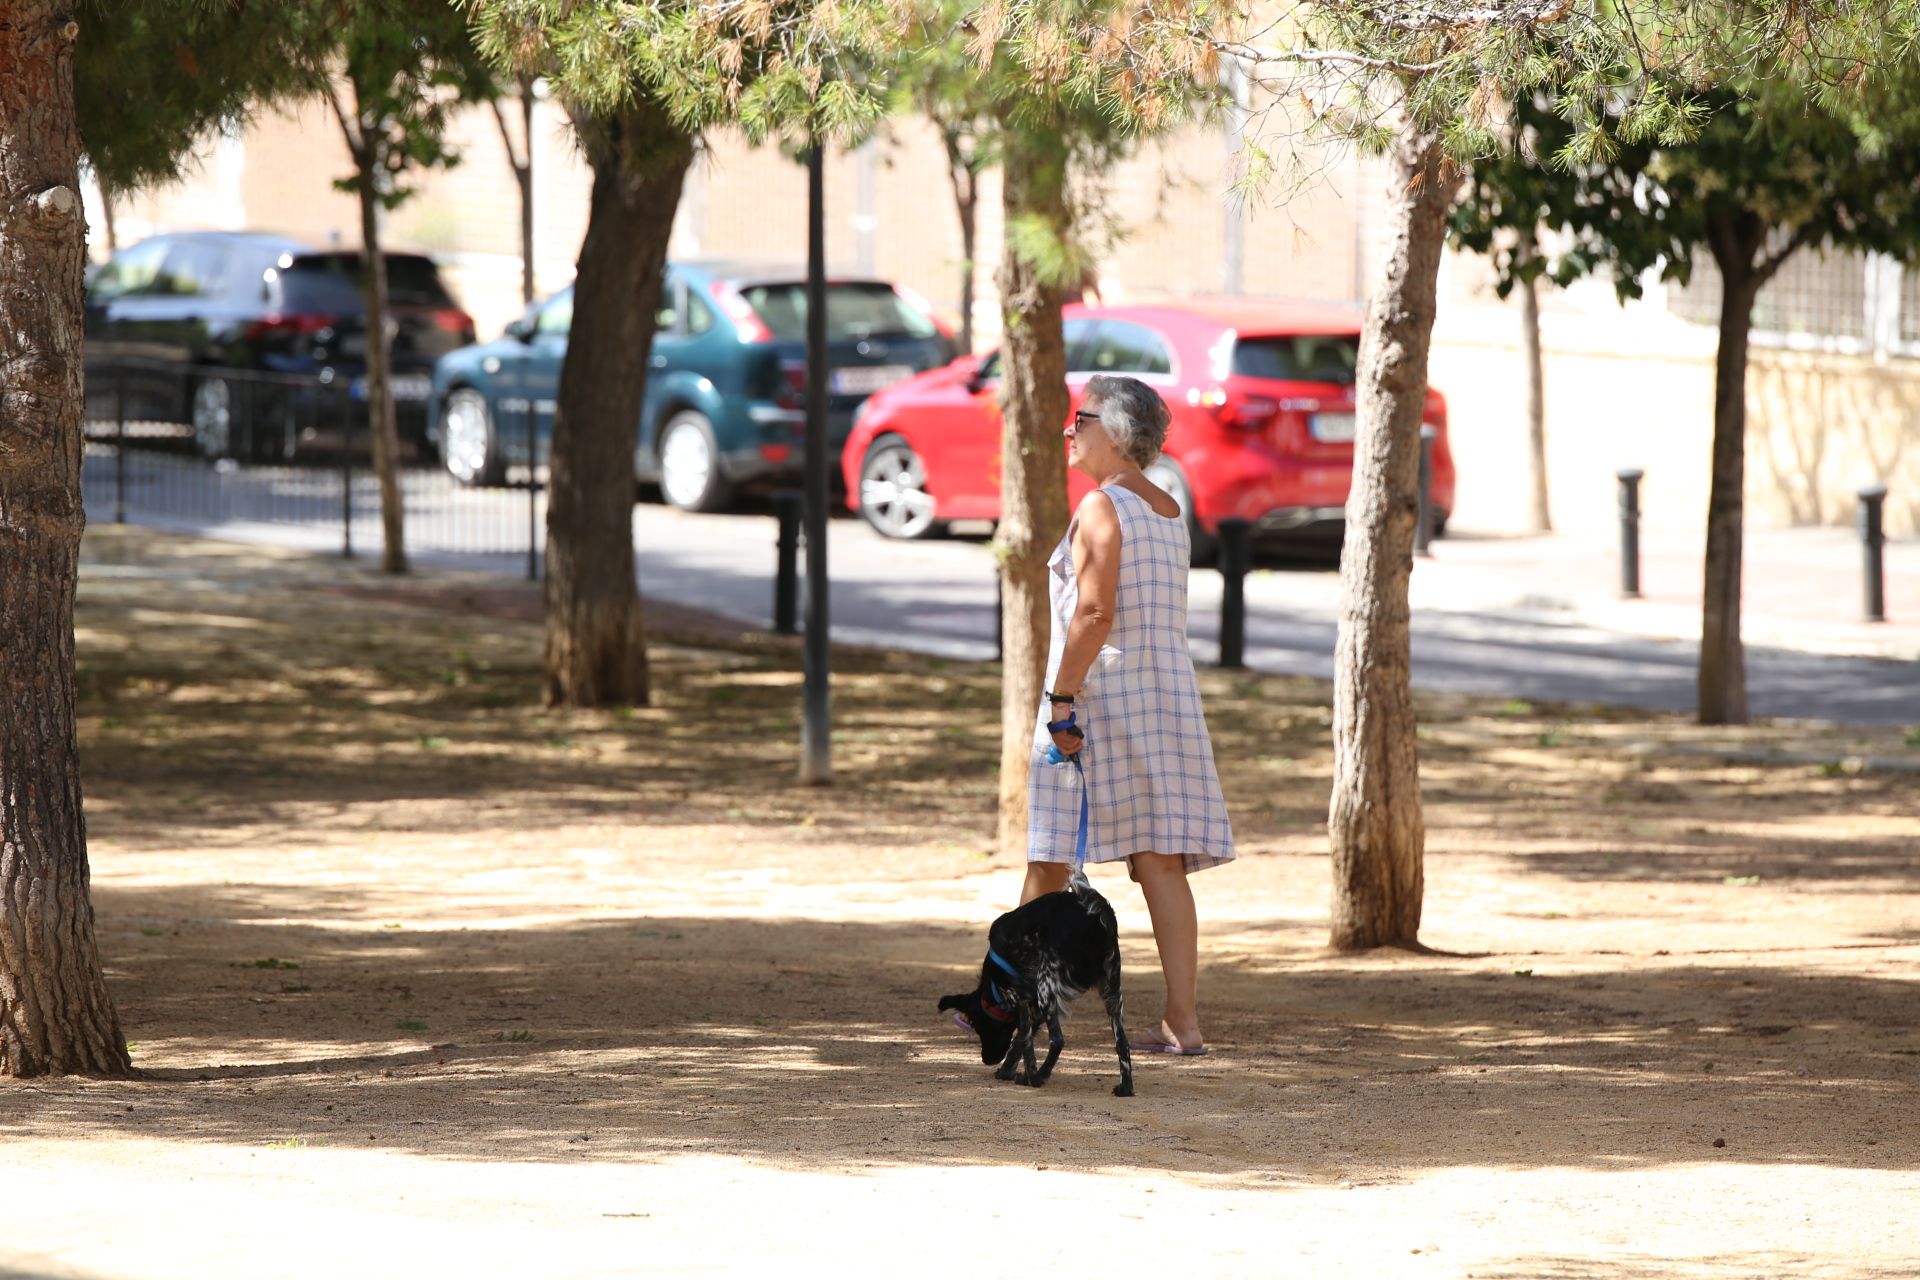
[1024,374,1234,1055]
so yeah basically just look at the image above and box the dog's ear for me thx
[938,993,965,1012]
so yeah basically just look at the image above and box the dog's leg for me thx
[1029,1008,1066,1086]
[1102,965,1134,1098]
[997,1006,1034,1082]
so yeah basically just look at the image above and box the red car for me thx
[840,301,1455,555]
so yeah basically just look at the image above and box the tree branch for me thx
[1753,223,1819,289]
[489,93,527,175]
[323,77,366,165]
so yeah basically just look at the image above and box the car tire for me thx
[856,435,943,540]
[658,409,733,513]
[1144,454,1216,566]
[191,374,234,461]
[442,387,505,487]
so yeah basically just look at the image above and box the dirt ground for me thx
[5,525,1920,1279]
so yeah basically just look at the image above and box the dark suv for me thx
[84,230,475,460]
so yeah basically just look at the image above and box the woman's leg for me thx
[1020,860,1071,906]
[1130,852,1203,1049]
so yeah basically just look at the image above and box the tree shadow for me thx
[11,887,1918,1186]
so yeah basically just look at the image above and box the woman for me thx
[1024,374,1234,1056]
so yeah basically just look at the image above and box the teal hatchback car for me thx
[426,260,956,510]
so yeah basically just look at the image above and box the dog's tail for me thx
[1067,863,1093,895]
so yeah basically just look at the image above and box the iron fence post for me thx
[525,387,539,582]
[1218,517,1252,668]
[1415,425,1436,557]
[113,362,126,525]
[1617,468,1644,599]
[1859,483,1888,623]
[339,380,353,559]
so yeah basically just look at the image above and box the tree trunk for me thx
[544,98,692,707]
[1327,119,1457,952]
[1515,228,1551,534]
[942,130,976,354]
[0,2,132,1078]
[517,82,534,308]
[1698,214,1765,726]
[98,177,116,253]
[347,81,407,575]
[991,125,1073,856]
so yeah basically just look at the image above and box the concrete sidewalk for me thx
[1399,525,1920,662]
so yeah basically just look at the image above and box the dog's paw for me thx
[995,1066,1018,1082]
[1113,1083,1135,1098]
[1012,1071,1032,1086]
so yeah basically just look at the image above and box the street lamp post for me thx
[801,141,832,784]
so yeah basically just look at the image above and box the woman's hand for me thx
[1049,726,1085,757]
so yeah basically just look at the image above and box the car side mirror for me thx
[504,316,534,342]
[959,355,988,393]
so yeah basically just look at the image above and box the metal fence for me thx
[82,360,545,575]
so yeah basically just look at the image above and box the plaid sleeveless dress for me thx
[1027,483,1234,872]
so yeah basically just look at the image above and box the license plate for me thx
[351,374,434,402]
[831,365,913,396]
[1309,411,1356,443]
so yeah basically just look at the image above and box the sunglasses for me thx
[1071,409,1102,428]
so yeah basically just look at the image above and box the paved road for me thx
[81,446,1920,725]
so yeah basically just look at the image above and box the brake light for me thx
[710,280,772,343]
[1214,393,1279,430]
[244,312,336,341]
[431,308,475,337]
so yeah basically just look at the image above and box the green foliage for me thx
[330,3,501,210]
[76,0,335,192]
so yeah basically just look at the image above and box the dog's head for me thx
[938,983,1019,1066]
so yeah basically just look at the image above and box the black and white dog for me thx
[940,874,1134,1097]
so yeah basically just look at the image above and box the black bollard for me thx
[1859,484,1888,623]
[773,489,802,634]
[1218,517,1252,668]
[1617,468,1644,599]
[993,570,1004,664]
[1415,425,1437,557]
[339,383,354,560]
[113,362,127,526]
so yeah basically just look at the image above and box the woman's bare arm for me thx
[1052,492,1122,701]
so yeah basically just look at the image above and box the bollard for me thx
[1218,517,1252,668]
[1859,484,1888,623]
[773,489,802,634]
[1616,468,1644,599]
[1415,425,1437,557]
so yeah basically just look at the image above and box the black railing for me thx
[82,359,543,574]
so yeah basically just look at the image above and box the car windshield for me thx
[737,282,938,341]
[275,253,457,310]
[1232,334,1360,383]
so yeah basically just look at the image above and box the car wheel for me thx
[191,375,233,461]
[1144,454,1216,566]
[658,410,733,513]
[857,435,942,540]
[442,388,504,487]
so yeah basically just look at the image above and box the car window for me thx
[1232,334,1359,383]
[655,278,679,335]
[1079,321,1173,375]
[280,252,456,308]
[154,240,230,298]
[737,282,938,341]
[88,239,171,301]
[685,290,715,336]
[536,291,573,336]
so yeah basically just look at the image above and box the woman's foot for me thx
[1129,1019,1207,1055]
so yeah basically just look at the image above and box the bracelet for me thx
[1045,689,1077,703]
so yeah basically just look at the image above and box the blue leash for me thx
[1045,710,1090,873]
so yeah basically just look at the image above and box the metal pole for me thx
[773,488,801,633]
[1415,425,1436,557]
[340,382,354,559]
[993,569,1003,664]
[801,141,832,784]
[1218,518,1251,668]
[1617,468,1643,599]
[1859,483,1888,623]
[113,361,126,525]
[526,382,539,582]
